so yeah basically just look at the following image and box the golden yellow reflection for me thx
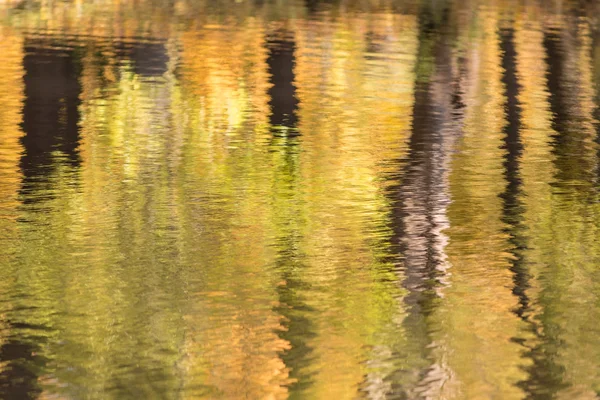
[0,26,24,388]
[0,28,24,225]
[291,12,418,398]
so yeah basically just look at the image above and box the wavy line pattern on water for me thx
[0,1,599,399]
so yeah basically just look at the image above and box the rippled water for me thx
[0,0,600,398]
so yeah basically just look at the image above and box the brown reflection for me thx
[112,40,170,77]
[267,29,298,131]
[20,40,82,188]
[304,0,330,14]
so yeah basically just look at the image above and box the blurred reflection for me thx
[20,41,81,189]
[0,28,45,400]
[267,29,298,132]
[544,20,597,198]
[0,1,597,399]
[389,4,458,397]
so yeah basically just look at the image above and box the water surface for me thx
[0,0,600,398]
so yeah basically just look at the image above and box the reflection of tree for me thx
[269,132,315,398]
[505,17,571,399]
[504,12,600,399]
[0,29,45,400]
[267,30,298,132]
[20,40,82,197]
[524,15,600,399]
[377,3,462,397]
[0,37,85,400]
[265,26,317,398]
[544,21,597,199]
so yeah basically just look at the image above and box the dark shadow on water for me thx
[267,32,298,137]
[114,41,169,77]
[545,25,596,195]
[499,27,527,320]
[19,40,82,202]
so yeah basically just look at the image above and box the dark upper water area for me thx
[0,0,600,398]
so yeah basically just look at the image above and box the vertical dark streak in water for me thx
[385,5,443,290]
[545,25,595,193]
[272,233,316,398]
[270,150,315,397]
[381,5,460,397]
[266,30,314,398]
[499,28,528,321]
[397,6,454,316]
[499,28,570,398]
[544,30,569,182]
[398,88,448,310]
[19,41,82,200]
[267,35,298,134]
